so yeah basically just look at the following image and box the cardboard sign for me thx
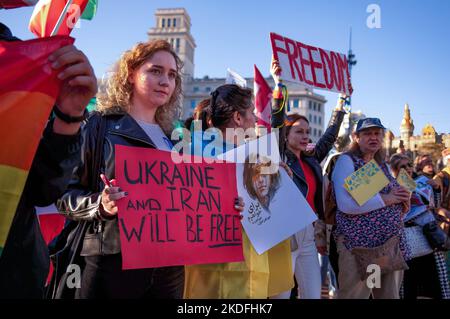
[115,145,244,269]
[219,133,317,254]
[344,159,389,206]
[397,168,416,192]
[270,32,353,95]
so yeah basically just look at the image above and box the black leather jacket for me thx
[271,97,345,220]
[56,112,162,256]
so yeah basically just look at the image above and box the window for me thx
[314,115,317,124]
[191,100,196,109]
[205,87,211,92]
[175,38,180,53]
[293,99,299,108]
[167,18,171,27]
[318,117,321,125]
[173,18,177,27]
[313,102,317,111]
[287,100,291,112]
[162,18,165,28]
[309,101,312,110]
[318,104,321,112]
[314,128,317,136]
[193,87,199,93]
[319,130,322,136]
[309,114,312,122]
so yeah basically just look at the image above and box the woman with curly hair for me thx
[57,39,184,298]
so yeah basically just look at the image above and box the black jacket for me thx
[271,97,345,220]
[0,121,82,298]
[56,112,161,256]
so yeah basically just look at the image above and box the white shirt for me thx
[135,120,173,151]
[331,154,386,215]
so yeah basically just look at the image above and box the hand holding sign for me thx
[344,159,389,206]
[99,174,127,218]
[270,32,353,95]
[270,56,282,85]
[396,168,417,192]
[115,145,243,269]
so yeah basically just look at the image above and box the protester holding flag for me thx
[390,153,450,299]
[56,40,184,298]
[184,84,294,299]
[331,118,411,299]
[0,11,97,297]
[269,59,346,299]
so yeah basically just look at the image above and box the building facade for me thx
[147,8,327,142]
[386,103,448,161]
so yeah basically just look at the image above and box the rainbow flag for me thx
[0,35,74,257]
[29,0,92,37]
[0,0,37,9]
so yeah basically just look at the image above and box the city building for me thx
[147,8,327,142]
[385,103,449,161]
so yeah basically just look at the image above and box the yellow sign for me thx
[396,168,416,192]
[344,159,390,206]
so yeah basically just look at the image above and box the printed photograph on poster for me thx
[219,133,317,255]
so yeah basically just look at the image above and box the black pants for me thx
[76,254,184,299]
[403,253,441,299]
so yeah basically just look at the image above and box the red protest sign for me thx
[115,145,243,269]
[270,32,353,95]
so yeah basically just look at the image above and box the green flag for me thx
[81,0,97,20]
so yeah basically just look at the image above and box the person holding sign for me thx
[269,59,346,299]
[184,84,294,299]
[56,40,185,298]
[332,118,411,299]
[390,154,450,299]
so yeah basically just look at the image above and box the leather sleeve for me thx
[27,118,82,207]
[56,114,104,221]
[314,110,345,163]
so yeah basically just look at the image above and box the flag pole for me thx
[50,0,74,36]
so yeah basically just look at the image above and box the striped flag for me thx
[29,0,92,37]
[0,35,74,257]
[226,68,247,88]
[36,204,65,284]
[80,0,96,20]
[0,0,37,9]
[253,65,272,132]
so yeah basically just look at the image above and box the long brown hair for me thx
[97,40,183,135]
[283,113,313,157]
[243,154,281,210]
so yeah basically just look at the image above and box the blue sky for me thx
[2,0,449,136]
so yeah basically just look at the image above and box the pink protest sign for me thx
[115,145,243,269]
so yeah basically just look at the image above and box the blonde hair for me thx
[97,40,183,135]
